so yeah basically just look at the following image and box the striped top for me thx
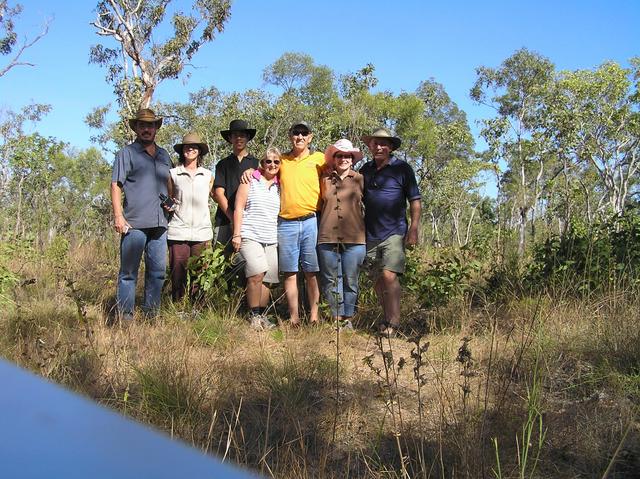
[240,173,280,244]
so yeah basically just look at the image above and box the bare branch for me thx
[0,15,51,78]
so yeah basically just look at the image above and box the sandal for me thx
[378,321,398,338]
[289,320,301,329]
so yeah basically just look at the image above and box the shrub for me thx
[402,247,480,309]
[526,208,640,294]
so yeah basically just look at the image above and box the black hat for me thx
[220,119,257,143]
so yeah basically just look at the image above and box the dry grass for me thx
[1,242,639,478]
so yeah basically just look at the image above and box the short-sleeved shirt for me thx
[278,151,325,219]
[318,169,365,245]
[111,141,172,229]
[213,153,259,226]
[360,156,421,242]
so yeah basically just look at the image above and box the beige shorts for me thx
[365,234,406,275]
[238,238,279,283]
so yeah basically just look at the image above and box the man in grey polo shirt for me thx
[111,109,172,320]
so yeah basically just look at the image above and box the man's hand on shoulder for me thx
[240,168,255,184]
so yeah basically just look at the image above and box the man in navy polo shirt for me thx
[360,128,422,337]
[111,108,172,321]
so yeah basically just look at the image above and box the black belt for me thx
[280,212,316,221]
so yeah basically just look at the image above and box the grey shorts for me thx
[238,238,279,283]
[365,234,406,275]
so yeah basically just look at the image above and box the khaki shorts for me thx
[365,234,406,275]
[238,238,279,283]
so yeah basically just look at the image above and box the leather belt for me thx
[280,212,316,221]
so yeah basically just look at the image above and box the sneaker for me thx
[260,316,276,330]
[250,316,264,331]
[339,319,353,330]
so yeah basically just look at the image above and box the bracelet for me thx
[232,235,241,238]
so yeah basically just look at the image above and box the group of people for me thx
[111,109,421,337]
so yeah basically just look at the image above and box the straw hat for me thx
[128,108,163,130]
[173,132,209,157]
[361,127,401,151]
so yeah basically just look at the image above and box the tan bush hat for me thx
[361,127,401,151]
[128,108,163,130]
[173,132,209,157]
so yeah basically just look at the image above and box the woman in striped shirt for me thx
[232,147,281,330]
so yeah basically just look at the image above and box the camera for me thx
[159,193,176,210]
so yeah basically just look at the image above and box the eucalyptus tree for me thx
[0,103,51,215]
[337,63,381,143]
[413,79,483,246]
[158,86,274,165]
[262,51,341,150]
[471,48,555,257]
[89,0,232,145]
[542,60,640,219]
[6,134,66,245]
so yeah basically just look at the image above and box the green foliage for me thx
[134,358,207,424]
[192,313,228,347]
[186,244,230,300]
[526,208,640,293]
[0,1,21,56]
[0,261,18,307]
[402,248,480,309]
[0,238,36,308]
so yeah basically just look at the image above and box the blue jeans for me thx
[317,243,366,317]
[277,216,320,273]
[117,227,167,315]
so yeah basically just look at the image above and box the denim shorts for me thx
[277,216,320,273]
[365,234,406,274]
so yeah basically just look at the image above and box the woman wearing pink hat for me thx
[317,139,366,326]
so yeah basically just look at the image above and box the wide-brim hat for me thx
[173,132,209,157]
[128,108,163,130]
[324,139,363,164]
[220,119,256,143]
[361,127,401,151]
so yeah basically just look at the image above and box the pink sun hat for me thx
[324,139,364,164]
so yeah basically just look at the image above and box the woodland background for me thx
[1,1,639,477]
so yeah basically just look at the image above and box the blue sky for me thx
[1,0,639,155]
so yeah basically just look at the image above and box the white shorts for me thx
[239,238,279,283]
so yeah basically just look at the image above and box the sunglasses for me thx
[263,159,281,165]
[183,145,199,151]
[290,130,310,137]
[334,153,353,160]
